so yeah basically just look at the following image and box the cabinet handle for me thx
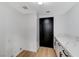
[58,43,61,46]
[59,52,63,57]
[62,50,69,57]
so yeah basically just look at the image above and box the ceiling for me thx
[8,2,76,16]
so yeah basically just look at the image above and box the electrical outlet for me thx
[11,55,13,57]
[20,48,22,50]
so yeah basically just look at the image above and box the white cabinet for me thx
[54,38,60,57]
[54,37,71,57]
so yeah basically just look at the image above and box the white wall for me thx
[0,3,37,57]
[54,3,79,37]
[20,14,37,52]
[54,15,67,36]
[63,3,79,36]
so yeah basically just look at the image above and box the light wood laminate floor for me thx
[16,47,57,57]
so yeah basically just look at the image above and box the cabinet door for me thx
[54,39,60,57]
[54,38,71,57]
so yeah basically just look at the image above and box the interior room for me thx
[0,2,79,57]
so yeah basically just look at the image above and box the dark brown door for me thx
[40,17,54,48]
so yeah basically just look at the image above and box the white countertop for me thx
[56,35,79,57]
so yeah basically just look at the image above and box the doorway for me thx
[39,17,54,48]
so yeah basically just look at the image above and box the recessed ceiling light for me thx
[22,6,28,9]
[46,10,50,13]
[38,2,43,5]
